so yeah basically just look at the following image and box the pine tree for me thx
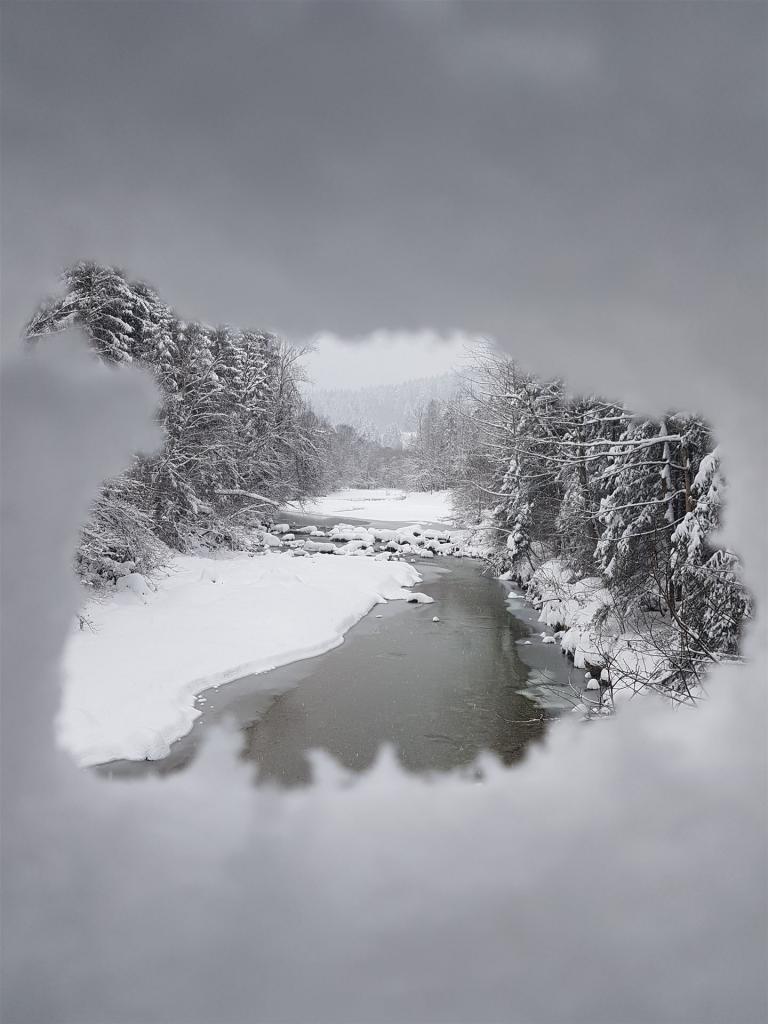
[671,450,750,656]
[33,261,137,363]
[25,263,331,564]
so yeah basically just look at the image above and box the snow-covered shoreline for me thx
[523,559,686,710]
[61,551,422,767]
[285,488,455,524]
[59,489,688,771]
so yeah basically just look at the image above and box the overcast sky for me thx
[2,10,767,1018]
[2,2,765,392]
[302,330,475,390]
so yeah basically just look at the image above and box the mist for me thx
[2,3,766,1021]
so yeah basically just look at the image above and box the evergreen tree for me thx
[27,261,135,363]
[25,263,331,563]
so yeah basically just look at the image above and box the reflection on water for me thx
[98,555,577,787]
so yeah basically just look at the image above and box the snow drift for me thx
[62,551,422,766]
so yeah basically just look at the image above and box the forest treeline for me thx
[25,262,406,582]
[410,351,751,685]
[27,263,749,686]
[309,373,458,446]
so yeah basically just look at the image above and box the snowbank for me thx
[529,561,612,665]
[286,488,455,523]
[527,560,675,702]
[452,516,503,560]
[61,551,422,766]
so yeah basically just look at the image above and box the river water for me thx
[98,519,580,786]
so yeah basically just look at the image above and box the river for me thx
[97,517,580,785]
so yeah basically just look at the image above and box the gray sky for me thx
[303,330,474,389]
[2,2,766,392]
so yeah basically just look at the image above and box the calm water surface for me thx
[99,522,580,786]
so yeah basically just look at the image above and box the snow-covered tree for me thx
[455,348,748,686]
[27,261,136,363]
[670,449,750,657]
[25,264,331,571]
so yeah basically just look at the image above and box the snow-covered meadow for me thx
[286,488,455,524]
[62,551,422,766]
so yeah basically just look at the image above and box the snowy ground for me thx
[59,512,672,771]
[61,552,422,767]
[525,559,682,711]
[285,488,455,524]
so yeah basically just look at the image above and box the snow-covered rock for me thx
[303,541,337,554]
[338,539,370,554]
[115,573,153,599]
[329,524,374,543]
[370,528,399,543]
[527,559,674,696]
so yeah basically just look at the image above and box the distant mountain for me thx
[306,373,459,446]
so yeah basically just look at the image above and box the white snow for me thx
[328,524,373,542]
[286,488,455,523]
[61,551,422,767]
[451,515,501,559]
[303,540,336,553]
[527,559,675,699]
[303,521,458,561]
[337,539,370,554]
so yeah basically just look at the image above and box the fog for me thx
[2,318,765,1021]
[303,331,474,391]
[2,2,766,1021]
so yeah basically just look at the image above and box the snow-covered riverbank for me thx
[524,559,690,710]
[61,552,422,766]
